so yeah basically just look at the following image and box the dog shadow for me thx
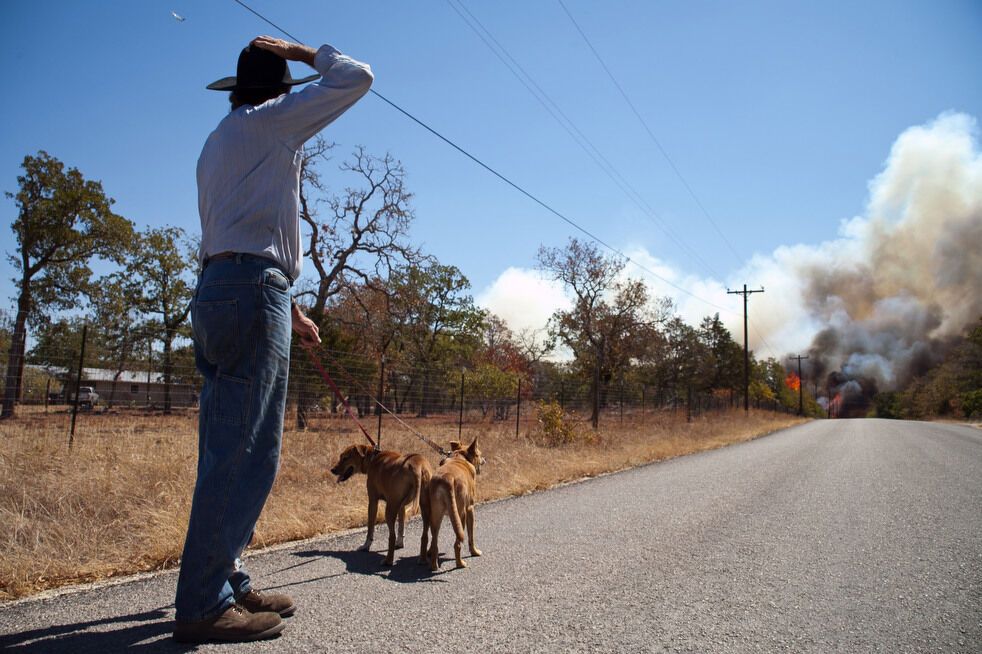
[291,548,450,584]
[0,606,185,653]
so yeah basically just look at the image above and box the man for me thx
[174,35,373,643]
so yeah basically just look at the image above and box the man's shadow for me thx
[0,606,188,653]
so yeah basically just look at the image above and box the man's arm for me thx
[251,35,374,148]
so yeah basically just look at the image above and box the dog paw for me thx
[470,547,482,557]
[394,539,405,549]
[357,541,372,552]
[455,560,469,569]
[382,558,394,567]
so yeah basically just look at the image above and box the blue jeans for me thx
[175,254,293,622]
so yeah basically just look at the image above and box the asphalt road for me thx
[1,419,980,653]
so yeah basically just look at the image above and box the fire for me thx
[784,371,801,391]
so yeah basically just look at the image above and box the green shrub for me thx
[530,400,589,447]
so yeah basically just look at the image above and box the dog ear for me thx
[449,441,462,452]
[467,438,478,455]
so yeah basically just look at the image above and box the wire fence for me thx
[1,330,796,440]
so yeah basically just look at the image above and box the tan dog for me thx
[330,444,433,566]
[425,438,485,571]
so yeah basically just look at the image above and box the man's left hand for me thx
[291,303,321,349]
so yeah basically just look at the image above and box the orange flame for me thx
[784,371,801,391]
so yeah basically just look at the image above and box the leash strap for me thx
[303,348,378,450]
[315,348,450,458]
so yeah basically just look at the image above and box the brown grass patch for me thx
[0,406,805,601]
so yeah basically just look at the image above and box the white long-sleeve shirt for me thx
[197,44,373,281]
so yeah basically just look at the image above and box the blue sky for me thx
[1,0,980,357]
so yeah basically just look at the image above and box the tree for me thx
[127,226,195,413]
[389,262,484,417]
[297,140,421,319]
[648,317,709,402]
[291,141,422,426]
[538,238,670,427]
[88,272,148,407]
[698,314,743,392]
[3,151,134,417]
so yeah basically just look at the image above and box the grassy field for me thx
[0,405,805,601]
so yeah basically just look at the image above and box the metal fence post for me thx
[376,356,385,447]
[68,324,88,448]
[515,378,522,438]
[458,368,465,440]
[686,385,692,423]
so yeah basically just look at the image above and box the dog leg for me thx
[395,505,406,549]
[383,503,398,566]
[419,501,430,564]
[450,490,467,569]
[419,519,429,565]
[428,508,442,571]
[466,505,482,557]
[359,493,378,551]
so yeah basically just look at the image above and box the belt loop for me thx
[234,253,243,265]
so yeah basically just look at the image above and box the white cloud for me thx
[475,267,570,335]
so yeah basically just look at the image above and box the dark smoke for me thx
[791,113,982,414]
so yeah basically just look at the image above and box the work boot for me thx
[173,604,284,643]
[237,589,297,617]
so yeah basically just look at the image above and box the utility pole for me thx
[790,354,809,416]
[727,284,764,413]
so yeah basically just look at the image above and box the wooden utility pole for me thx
[790,354,809,416]
[727,284,764,413]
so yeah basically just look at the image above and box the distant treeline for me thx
[1,147,818,421]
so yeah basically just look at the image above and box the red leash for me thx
[303,348,378,450]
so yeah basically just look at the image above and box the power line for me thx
[446,0,722,280]
[229,0,731,313]
[556,0,746,267]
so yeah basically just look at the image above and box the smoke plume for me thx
[757,112,982,413]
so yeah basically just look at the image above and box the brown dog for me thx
[330,444,433,566]
[425,438,485,571]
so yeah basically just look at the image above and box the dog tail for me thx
[406,467,425,517]
[447,482,465,542]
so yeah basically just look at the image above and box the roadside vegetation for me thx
[0,406,803,600]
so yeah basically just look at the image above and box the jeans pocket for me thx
[263,268,291,293]
[211,373,250,425]
[192,299,239,368]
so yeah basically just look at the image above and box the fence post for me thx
[641,384,646,425]
[686,384,692,423]
[68,324,88,448]
[620,381,624,424]
[458,368,465,440]
[515,378,521,438]
[146,341,152,408]
[559,380,565,411]
[44,378,50,413]
[376,356,385,447]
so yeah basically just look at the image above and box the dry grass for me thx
[0,405,805,601]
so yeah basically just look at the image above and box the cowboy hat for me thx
[207,44,319,91]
